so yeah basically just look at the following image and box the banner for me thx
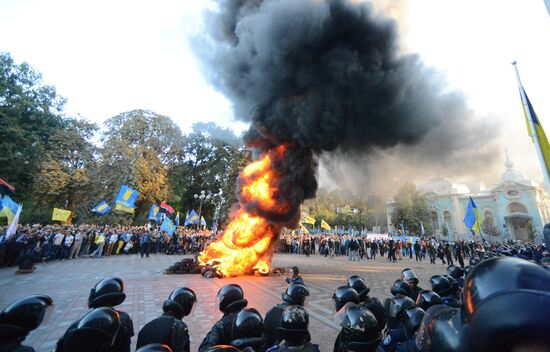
[160,217,176,236]
[302,215,316,225]
[320,219,331,230]
[114,185,138,213]
[148,204,161,221]
[92,200,111,215]
[0,195,19,225]
[52,208,71,222]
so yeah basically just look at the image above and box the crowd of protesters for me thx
[278,233,548,267]
[0,224,216,268]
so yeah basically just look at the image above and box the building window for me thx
[507,202,528,214]
[443,211,452,230]
[430,211,439,230]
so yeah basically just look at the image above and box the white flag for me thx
[6,204,22,239]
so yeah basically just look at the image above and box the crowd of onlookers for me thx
[0,224,216,268]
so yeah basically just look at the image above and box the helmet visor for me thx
[333,301,357,324]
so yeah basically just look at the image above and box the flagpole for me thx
[512,62,550,192]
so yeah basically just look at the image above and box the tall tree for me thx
[391,182,431,235]
[0,52,67,198]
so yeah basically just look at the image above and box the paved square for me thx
[0,253,449,351]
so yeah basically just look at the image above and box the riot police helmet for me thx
[415,290,442,311]
[447,265,464,280]
[415,306,469,352]
[162,287,197,320]
[231,308,263,339]
[347,275,370,296]
[401,268,419,285]
[429,275,454,297]
[0,294,53,340]
[276,305,310,345]
[62,307,121,352]
[332,286,360,312]
[88,277,126,308]
[282,283,309,306]
[340,305,382,352]
[404,307,425,339]
[217,284,247,313]
[136,344,174,352]
[390,279,411,297]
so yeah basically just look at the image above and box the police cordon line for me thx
[2,249,550,352]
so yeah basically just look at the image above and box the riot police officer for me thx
[137,287,197,352]
[136,344,174,352]
[199,284,248,351]
[334,305,382,352]
[61,307,121,352]
[446,265,464,288]
[390,280,411,298]
[267,306,319,352]
[381,296,416,351]
[401,269,423,301]
[56,277,134,352]
[229,308,265,351]
[333,286,360,313]
[347,276,386,330]
[414,290,442,311]
[264,283,309,347]
[0,294,53,352]
[429,275,459,308]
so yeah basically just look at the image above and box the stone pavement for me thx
[0,253,449,352]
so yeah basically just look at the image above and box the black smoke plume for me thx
[195,0,496,225]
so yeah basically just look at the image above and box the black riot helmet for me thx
[429,275,454,297]
[136,344,174,352]
[62,307,121,352]
[415,306,469,352]
[162,287,197,320]
[217,284,247,313]
[88,277,126,308]
[232,308,263,339]
[415,290,442,311]
[340,305,382,352]
[390,279,411,297]
[401,268,419,285]
[469,257,480,266]
[0,294,53,341]
[347,275,370,296]
[447,265,464,280]
[463,265,473,276]
[333,286,360,312]
[404,307,425,339]
[384,296,416,329]
[206,346,241,351]
[277,305,310,345]
[463,257,550,320]
[282,283,310,306]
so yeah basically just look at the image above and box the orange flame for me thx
[198,145,288,276]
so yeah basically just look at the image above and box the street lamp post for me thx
[194,190,211,230]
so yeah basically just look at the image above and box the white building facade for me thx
[386,156,550,242]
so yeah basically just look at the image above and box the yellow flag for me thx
[115,204,135,214]
[320,219,331,230]
[52,208,71,222]
[302,215,315,225]
[300,223,310,234]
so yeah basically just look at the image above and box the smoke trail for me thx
[195,0,496,224]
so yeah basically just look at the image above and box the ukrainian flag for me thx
[514,62,550,190]
[92,200,111,215]
[0,195,19,225]
[463,197,481,235]
[114,185,139,214]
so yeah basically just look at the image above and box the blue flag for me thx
[463,197,482,235]
[401,222,406,235]
[186,209,199,225]
[148,204,161,222]
[92,200,111,215]
[160,217,176,236]
[114,185,139,213]
[175,212,180,227]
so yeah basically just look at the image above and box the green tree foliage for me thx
[0,52,66,198]
[480,217,499,237]
[390,183,431,235]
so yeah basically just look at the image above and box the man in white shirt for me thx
[105,232,118,256]
[61,232,74,259]
[69,231,83,259]
[52,232,65,260]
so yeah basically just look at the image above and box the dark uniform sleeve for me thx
[198,320,226,352]
[55,319,79,352]
[171,320,190,352]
